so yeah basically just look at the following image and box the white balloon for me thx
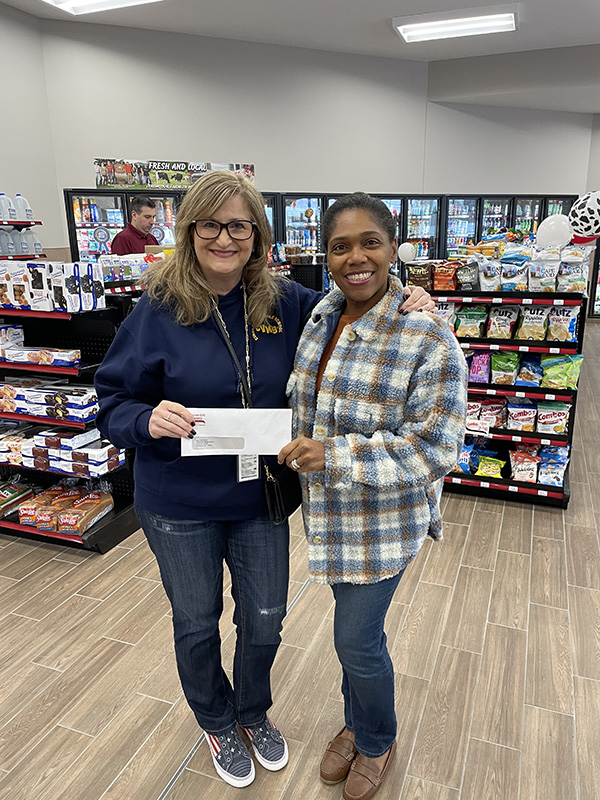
[535,214,573,249]
[397,242,416,262]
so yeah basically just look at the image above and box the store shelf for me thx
[0,361,98,376]
[105,284,146,294]
[432,291,583,306]
[444,473,568,506]
[467,383,575,401]
[467,427,569,447]
[0,220,42,227]
[0,457,127,478]
[459,340,579,355]
[0,254,47,260]
[75,222,122,229]
[0,411,91,429]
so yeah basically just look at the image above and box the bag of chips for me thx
[434,262,459,291]
[528,260,559,292]
[501,262,529,292]
[406,262,433,291]
[515,306,550,340]
[475,456,505,478]
[557,260,587,293]
[469,351,491,383]
[509,450,540,483]
[486,305,520,339]
[452,441,474,474]
[491,351,520,384]
[516,356,542,386]
[480,397,508,428]
[479,259,502,291]
[456,261,479,291]
[538,445,570,486]
[546,305,580,343]
[436,302,457,328]
[540,354,583,390]
[507,400,537,432]
[455,305,488,337]
[536,401,570,435]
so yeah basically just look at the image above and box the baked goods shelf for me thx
[467,383,575,401]
[0,411,91,429]
[0,361,99,376]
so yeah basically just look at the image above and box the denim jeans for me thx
[331,571,404,758]
[135,506,289,734]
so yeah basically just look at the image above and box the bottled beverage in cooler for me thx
[82,198,91,223]
[73,196,82,223]
[164,199,173,223]
[0,194,16,221]
[13,194,33,220]
[90,199,99,223]
[155,200,165,224]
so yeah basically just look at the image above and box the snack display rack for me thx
[0,219,46,260]
[431,289,587,508]
[0,299,139,552]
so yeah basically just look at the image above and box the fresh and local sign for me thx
[94,159,255,189]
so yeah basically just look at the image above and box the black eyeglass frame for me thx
[190,219,257,240]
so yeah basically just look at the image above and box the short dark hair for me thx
[322,192,395,250]
[131,196,156,214]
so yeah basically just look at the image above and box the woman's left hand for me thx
[278,436,325,473]
[401,284,435,313]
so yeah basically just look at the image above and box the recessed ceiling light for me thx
[393,5,518,43]
[37,0,165,15]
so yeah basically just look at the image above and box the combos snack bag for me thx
[455,305,488,337]
[467,400,482,419]
[491,351,520,384]
[434,262,459,291]
[469,352,491,383]
[480,397,508,428]
[406,262,433,291]
[507,401,537,432]
[536,401,570,435]
[486,305,520,339]
[515,306,550,340]
[546,306,580,343]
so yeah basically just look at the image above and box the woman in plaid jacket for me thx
[279,193,467,800]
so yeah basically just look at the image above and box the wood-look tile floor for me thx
[1,323,600,799]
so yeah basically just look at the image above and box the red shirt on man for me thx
[111,223,159,255]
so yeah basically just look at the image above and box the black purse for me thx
[211,306,302,526]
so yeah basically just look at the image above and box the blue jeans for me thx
[332,571,404,758]
[136,507,289,734]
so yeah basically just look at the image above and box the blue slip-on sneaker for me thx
[242,717,289,771]
[206,726,255,787]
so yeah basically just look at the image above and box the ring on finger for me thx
[166,411,174,423]
[291,458,301,471]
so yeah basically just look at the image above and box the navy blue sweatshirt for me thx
[95,280,321,519]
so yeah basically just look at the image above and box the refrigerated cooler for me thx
[405,196,441,260]
[64,188,183,261]
[445,196,479,257]
[281,195,322,251]
[481,196,512,235]
[543,196,577,218]
[513,196,542,237]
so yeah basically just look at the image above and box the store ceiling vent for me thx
[38,0,165,15]
[393,4,518,43]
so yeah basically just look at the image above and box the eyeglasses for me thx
[191,219,256,240]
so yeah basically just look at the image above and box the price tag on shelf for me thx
[544,394,556,401]
[462,297,473,303]
[515,392,525,398]
[490,344,500,350]
[508,485,518,492]
[511,435,522,442]
[487,389,497,395]
[523,298,533,304]
[480,481,490,488]
[541,439,551,445]
[518,346,530,352]
[452,477,461,484]
[492,297,502,303]
[460,343,470,350]
[549,348,560,354]
[538,490,548,497]
[553,299,565,306]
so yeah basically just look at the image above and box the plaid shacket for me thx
[288,277,467,585]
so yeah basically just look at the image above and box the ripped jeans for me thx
[135,507,289,734]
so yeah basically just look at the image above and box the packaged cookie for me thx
[491,351,520,384]
[469,352,491,383]
[486,305,520,339]
[405,262,433,291]
[456,261,479,291]
[546,306,580,343]
[536,401,570,435]
[455,305,488,338]
[515,306,550,340]
[507,400,537,432]
[516,356,542,386]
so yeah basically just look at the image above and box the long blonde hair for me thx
[146,171,280,327]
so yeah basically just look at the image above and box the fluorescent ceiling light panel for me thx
[393,6,518,43]
[38,0,165,15]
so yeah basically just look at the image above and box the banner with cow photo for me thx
[94,160,255,189]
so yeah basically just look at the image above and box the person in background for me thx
[94,173,434,789]
[110,196,159,256]
[279,193,467,800]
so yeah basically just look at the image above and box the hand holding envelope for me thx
[181,408,293,456]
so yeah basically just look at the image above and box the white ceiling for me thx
[5,0,600,111]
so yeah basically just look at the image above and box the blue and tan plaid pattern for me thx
[288,277,467,585]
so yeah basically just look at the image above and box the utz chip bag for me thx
[486,305,520,339]
[507,400,537,432]
[475,456,505,478]
[515,306,549,340]
[469,351,491,383]
[479,259,502,291]
[406,262,433,291]
[491,351,520,384]
[546,306,580,343]
[434,262,459,291]
[536,401,570,435]
[480,397,507,428]
[455,305,488,338]
[516,356,542,386]
[436,302,457,329]
[456,261,479,291]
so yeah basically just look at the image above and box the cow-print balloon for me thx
[568,191,600,236]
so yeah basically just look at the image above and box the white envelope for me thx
[181,408,292,456]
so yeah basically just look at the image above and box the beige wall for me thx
[588,115,600,190]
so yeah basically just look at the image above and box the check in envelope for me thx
[181,408,292,456]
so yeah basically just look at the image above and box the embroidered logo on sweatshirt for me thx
[252,315,283,341]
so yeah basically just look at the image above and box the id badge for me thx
[238,454,259,482]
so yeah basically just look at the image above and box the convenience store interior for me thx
[1,1,600,799]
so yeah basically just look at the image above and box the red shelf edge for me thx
[468,386,574,400]
[0,362,80,375]
[0,518,83,543]
[0,220,42,226]
[0,308,72,320]
[444,475,563,499]
[0,412,88,429]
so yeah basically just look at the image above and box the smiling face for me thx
[327,209,396,316]
[192,195,255,295]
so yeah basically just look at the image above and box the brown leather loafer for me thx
[319,727,357,784]
[342,741,397,800]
